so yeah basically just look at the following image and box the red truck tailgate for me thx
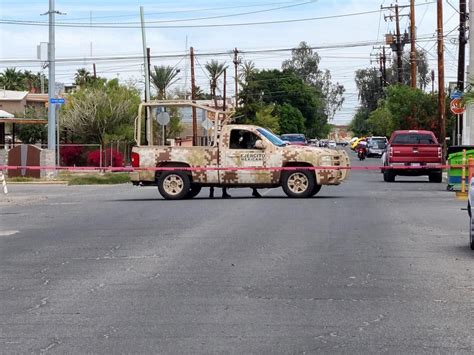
[390,144,441,164]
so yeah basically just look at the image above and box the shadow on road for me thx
[109,195,347,202]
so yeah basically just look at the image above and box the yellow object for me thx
[351,137,366,150]
[462,149,467,193]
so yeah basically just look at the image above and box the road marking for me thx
[0,230,19,236]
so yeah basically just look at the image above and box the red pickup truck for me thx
[382,130,443,183]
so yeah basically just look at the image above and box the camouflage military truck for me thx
[130,101,350,200]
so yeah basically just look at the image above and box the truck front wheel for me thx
[158,171,191,200]
[282,170,315,198]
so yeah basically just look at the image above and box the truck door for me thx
[221,128,273,185]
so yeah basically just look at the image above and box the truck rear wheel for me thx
[429,172,442,183]
[383,170,395,182]
[282,170,315,198]
[158,171,191,200]
[186,184,202,199]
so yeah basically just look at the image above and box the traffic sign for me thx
[450,98,465,115]
[156,112,170,125]
[450,89,463,100]
[201,118,213,131]
[49,97,65,105]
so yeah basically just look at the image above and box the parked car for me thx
[328,140,337,149]
[366,136,388,157]
[382,130,443,183]
[468,178,474,250]
[280,134,308,146]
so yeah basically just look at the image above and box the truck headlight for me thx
[320,156,332,166]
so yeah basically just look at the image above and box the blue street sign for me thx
[50,97,65,104]
[450,90,462,100]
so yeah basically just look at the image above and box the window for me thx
[392,133,436,145]
[229,129,260,149]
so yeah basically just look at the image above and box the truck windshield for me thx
[257,128,287,147]
[392,133,436,145]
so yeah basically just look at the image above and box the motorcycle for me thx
[357,147,367,161]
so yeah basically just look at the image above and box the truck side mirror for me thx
[254,140,265,149]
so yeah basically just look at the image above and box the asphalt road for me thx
[1,151,473,353]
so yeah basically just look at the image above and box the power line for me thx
[0,9,385,29]
[72,1,303,21]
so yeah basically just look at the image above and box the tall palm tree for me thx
[239,60,257,84]
[150,65,180,99]
[23,70,36,92]
[74,68,93,87]
[205,60,227,108]
[0,67,25,90]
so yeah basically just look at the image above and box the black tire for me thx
[470,215,474,250]
[383,170,395,182]
[157,171,191,200]
[281,170,315,198]
[310,184,322,197]
[186,184,202,199]
[429,172,443,183]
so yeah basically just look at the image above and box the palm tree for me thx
[205,60,227,108]
[74,68,93,87]
[239,60,257,84]
[22,70,36,92]
[150,65,180,99]
[0,68,25,90]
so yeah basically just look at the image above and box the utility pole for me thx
[463,0,474,144]
[395,4,403,83]
[382,4,409,84]
[223,68,227,111]
[233,48,240,107]
[47,0,56,151]
[457,0,467,145]
[190,47,197,146]
[410,0,417,88]
[437,0,446,155]
[140,6,150,145]
[382,46,387,86]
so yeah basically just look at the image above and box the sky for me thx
[0,0,461,126]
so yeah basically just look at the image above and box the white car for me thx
[468,178,474,250]
[328,140,337,149]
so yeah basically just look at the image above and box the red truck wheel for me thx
[383,170,395,182]
[429,172,442,183]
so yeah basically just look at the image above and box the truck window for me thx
[392,133,436,145]
[229,129,260,149]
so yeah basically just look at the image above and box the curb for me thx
[6,181,69,185]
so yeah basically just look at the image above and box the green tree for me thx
[276,103,305,134]
[349,107,370,136]
[282,41,345,120]
[239,60,257,85]
[74,68,94,87]
[389,49,431,89]
[150,65,180,99]
[15,106,47,144]
[61,79,141,147]
[0,68,25,90]
[354,67,384,112]
[239,69,327,137]
[367,107,393,137]
[250,105,280,134]
[205,60,227,108]
[383,84,438,133]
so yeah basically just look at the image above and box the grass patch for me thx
[67,173,131,185]
[6,176,40,182]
